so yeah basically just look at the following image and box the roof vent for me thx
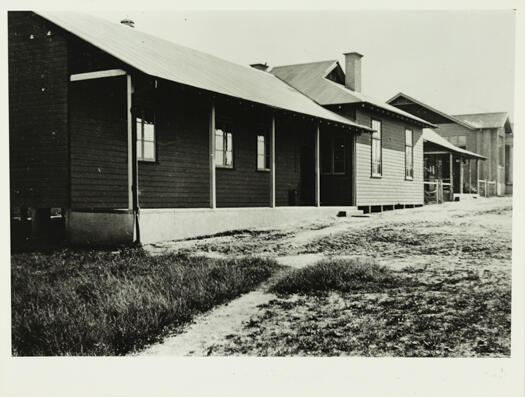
[120,18,135,28]
[250,63,269,72]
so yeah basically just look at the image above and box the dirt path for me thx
[137,197,512,356]
[137,254,322,356]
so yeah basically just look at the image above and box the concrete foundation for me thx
[67,210,134,246]
[31,208,51,238]
[138,206,362,245]
[453,193,479,201]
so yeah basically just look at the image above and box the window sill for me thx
[405,177,414,181]
[216,165,234,170]
[371,174,382,179]
[139,159,156,163]
[256,168,270,173]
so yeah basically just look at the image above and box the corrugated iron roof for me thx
[386,92,475,130]
[453,112,511,130]
[270,61,435,128]
[423,129,486,160]
[37,11,371,131]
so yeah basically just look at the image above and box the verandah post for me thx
[270,113,276,208]
[209,99,216,209]
[314,121,321,207]
[449,153,453,201]
[468,158,472,194]
[459,155,464,194]
[476,159,480,196]
[127,74,133,211]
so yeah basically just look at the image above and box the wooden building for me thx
[388,93,513,196]
[10,11,381,245]
[270,55,435,213]
[422,129,486,204]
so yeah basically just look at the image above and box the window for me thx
[405,129,414,180]
[447,135,466,149]
[321,133,346,175]
[215,120,233,168]
[136,110,156,162]
[371,119,382,177]
[257,131,270,171]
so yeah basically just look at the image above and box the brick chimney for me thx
[343,52,363,92]
[120,18,135,28]
[250,63,269,72]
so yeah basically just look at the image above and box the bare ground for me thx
[137,197,512,357]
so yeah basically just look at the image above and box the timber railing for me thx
[478,179,496,197]
[424,180,452,204]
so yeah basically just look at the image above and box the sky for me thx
[92,10,515,119]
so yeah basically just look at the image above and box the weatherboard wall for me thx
[353,107,424,206]
[69,76,129,209]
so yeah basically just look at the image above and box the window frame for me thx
[405,128,414,181]
[370,119,382,178]
[256,127,271,172]
[136,110,156,163]
[321,133,346,176]
[215,119,234,169]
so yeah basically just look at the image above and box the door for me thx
[299,145,315,205]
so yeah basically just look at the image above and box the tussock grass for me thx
[11,248,280,356]
[270,258,406,296]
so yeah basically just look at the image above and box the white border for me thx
[1,2,523,397]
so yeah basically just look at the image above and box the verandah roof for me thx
[423,129,486,160]
[37,11,372,133]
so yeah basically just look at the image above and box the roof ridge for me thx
[387,92,476,130]
[271,59,338,69]
[453,111,508,116]
[325,83,436,127]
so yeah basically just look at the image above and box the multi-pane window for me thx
[447,135,466,149]
[136,110,156,162]
[321,133,346,175]
[405,128,414,180]
[215,120,233,168]
[257,131,270,171]
[371,119,382,177]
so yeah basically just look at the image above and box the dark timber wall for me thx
[9,11,355,212]
[69,77,128,209]
[8,11,69,209]
[215,102,270,208]
[136,87,210,208]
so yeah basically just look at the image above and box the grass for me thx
[212,258,511,357]
[270,258,410,296]
[11,248,280,356]
[302,222,511,260]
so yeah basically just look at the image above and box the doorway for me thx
[299,145,315,205]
